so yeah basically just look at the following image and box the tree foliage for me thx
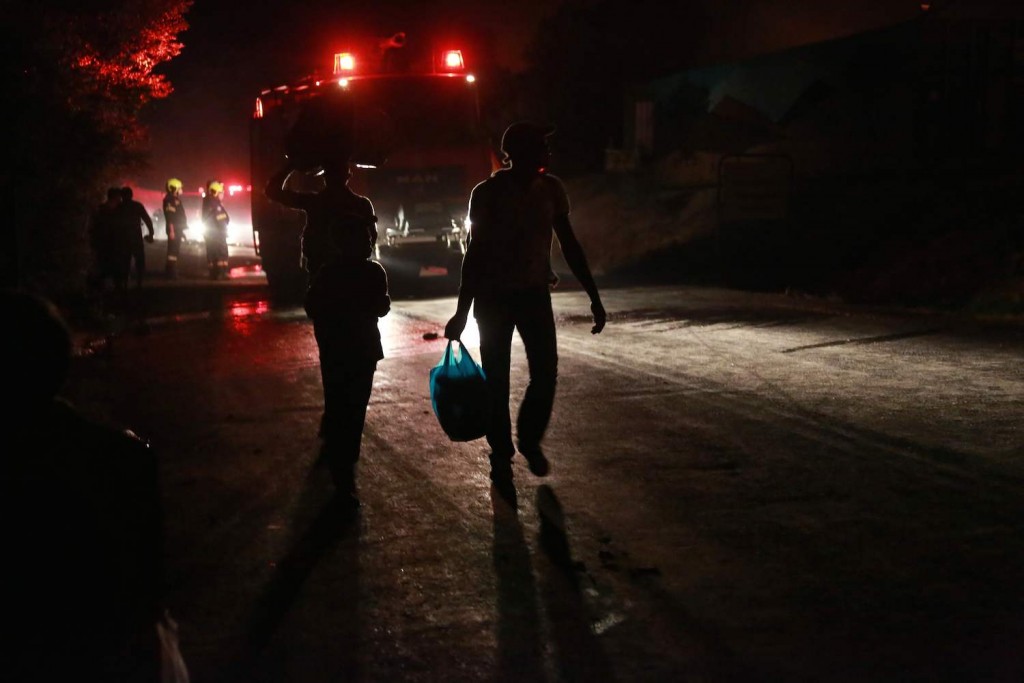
[1,0,191,305]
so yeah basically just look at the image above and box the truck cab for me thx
[251,32,498,302]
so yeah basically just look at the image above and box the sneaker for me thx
[519,446,550,477]
[488,454,516,504]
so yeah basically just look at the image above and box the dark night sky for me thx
[137,0,921,192]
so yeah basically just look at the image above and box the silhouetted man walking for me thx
[303,222,390,509]
[444,121,606,484]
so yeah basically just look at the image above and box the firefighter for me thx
[202,180,230,280]
[162,178,188,279]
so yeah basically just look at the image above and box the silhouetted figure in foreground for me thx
[304,223,390,508]
[0,289,185,682]
[120,186,155,289]
[445,121,606,484]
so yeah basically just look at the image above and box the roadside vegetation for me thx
[2,0,191,307]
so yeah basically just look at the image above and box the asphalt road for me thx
[62,275,1024,682]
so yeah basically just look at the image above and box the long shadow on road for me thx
[491,485,545,682]
[535,485,617,683]
[226,470,361,683]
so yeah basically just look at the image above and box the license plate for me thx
[419,266,448,277]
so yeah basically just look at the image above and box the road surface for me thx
[63,281,1024,682]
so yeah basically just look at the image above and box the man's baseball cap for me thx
[500,121,556,158]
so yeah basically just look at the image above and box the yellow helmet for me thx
[166,178,183,193]
[208,181,224,196]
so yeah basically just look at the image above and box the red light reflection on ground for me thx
[229,300,270,318]
[228,298,270,335]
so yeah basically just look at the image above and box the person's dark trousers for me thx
[319,363,376,491]
[130,238,146,287]
[475,287,558,461]
[165,237,181,277]
[205,229,229,277]
[112,242,132,293]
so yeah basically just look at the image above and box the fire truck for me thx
[250,32,498,302]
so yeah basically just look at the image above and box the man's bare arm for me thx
[444,239,481,340]
[553,214,606,334]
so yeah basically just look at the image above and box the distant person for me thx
[265,155,378,283]
[201,178,216,221]
[162,178,188,279]
[88,187,126,295]
[444,121,606,484]
[303,221,390,509]
[120,186,156,289]
[0,288,187,682]
[202,180,231,280]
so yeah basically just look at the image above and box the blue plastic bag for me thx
[429,340,489,442]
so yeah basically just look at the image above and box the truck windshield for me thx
[350,77,479,148]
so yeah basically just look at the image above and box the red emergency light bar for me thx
[442,50,464,70]
[256,39,478,115]
[330,46,467,76]
[333,52,356,74]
